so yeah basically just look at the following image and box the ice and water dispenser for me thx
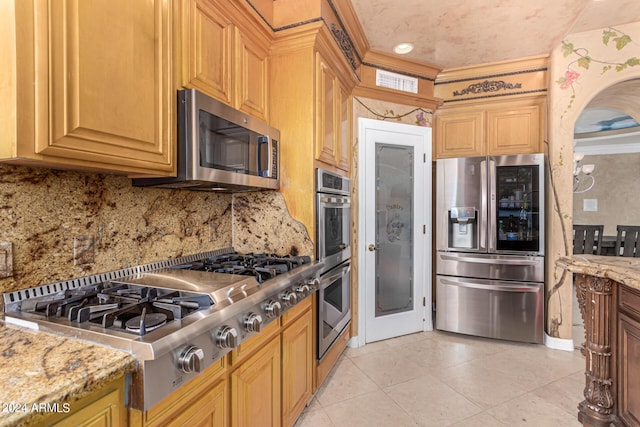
[448,207,478,249]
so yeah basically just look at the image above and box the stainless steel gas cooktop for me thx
[2,248,322,411]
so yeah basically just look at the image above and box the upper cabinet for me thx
[2,0,174,177]
[269,23,358,237]
[433,56,548,159]
[179,0,269,122]
[315,50,351,171]
[434,96,546,158]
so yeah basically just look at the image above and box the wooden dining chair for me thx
[614,225,640,257]
[573,224,604,255]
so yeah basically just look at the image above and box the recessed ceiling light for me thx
[393,43,414,55]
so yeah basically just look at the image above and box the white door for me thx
[358,118,432,344]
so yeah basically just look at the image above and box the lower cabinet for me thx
[129,358,227,427]
[161,380,227,427]
[282,308,314,427]
[130,298,315,427]
[231,335,282,427]
[42,377,127,427]
[618,286,640,426]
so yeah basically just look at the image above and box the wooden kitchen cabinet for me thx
[269,22,357,238]
[2,0,174,176]
[618,286,640,426]
[130,357,227,427]
[434,109,485,158]
[282,306,314,427]
[231,335,281,427]
[434,96,545,158]
[315,50,352,172]
[42,377,127,427]
[180,0,270,121]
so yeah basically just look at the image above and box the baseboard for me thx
[544,332,575,351]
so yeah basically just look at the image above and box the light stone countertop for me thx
[0,320,136,427]
[556,255,640,291]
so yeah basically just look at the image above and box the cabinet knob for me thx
[177,345,204,373]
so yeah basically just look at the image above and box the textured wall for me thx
[548,21,640,339]
[573,153,640,235]
[0,164,312,299]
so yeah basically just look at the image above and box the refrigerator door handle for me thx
[480,159,487,251]
[488,158,497,252]
[439,254,541,266]
[440,278,542,293]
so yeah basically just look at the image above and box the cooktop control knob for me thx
[282,289,298,307]
[243,312,263,333]
[216,326,238,349]
[295,283,310,297]
[305,278,320,292]
[177,345,204,373]
[265,300,282,318]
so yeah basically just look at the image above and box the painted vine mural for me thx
[556,28,640,117]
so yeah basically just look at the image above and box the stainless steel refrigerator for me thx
[435,154,544,343]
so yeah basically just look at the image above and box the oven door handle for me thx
[319,263,351,290]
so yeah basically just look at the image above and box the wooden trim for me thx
[435,54,549,83]
[315,323,350,389]
[353,85,440,110]
[363,49,440,81]
[328,0,369,61]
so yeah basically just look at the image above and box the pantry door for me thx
[358,118,432,344]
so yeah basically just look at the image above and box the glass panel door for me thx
[495,164,540,252]
[375,144,414,317]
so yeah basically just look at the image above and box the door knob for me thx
[368,244,379,252]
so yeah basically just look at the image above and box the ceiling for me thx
[349,0,640,70]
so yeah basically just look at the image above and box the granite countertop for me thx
[556,254,640,291]
[0,320,136,427]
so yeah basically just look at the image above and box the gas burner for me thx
[125,310,168,334]
[171,252,312,284]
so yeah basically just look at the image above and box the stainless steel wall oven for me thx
[316,168,351,359]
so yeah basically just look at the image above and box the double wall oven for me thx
[316,169,351,360]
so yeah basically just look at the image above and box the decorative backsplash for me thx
[0,164,312,297]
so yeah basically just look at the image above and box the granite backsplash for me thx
[0,164,313,299]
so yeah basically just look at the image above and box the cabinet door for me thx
[282,308,313,427]
[163,379,227,427]
[336,84,351,172]
[315,52,339,166]
[486,103,543,155]
[51,379,126,427]
[180,0,233,106]
[30,0,173,175]
[619,313,640,426]
[234,27,269,121]
[434,109,485,158]
[231,336,281,427]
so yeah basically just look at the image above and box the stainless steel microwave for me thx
[133,89,279,191]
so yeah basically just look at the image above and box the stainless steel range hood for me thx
[133,89,280,192]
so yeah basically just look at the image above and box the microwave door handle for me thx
[257,136,269,177]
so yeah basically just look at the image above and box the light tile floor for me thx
[296,330,585,427]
